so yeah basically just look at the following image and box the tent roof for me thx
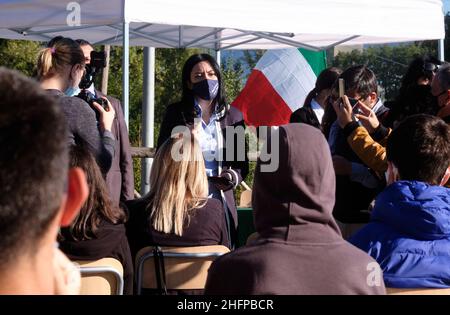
[0,0,445,50]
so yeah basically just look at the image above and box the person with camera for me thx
[75,39,134,205]
[38,37,116,174]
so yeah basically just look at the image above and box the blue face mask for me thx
[64,86,80,97]
[192,79,219,101]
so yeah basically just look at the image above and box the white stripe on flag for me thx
[255,49,316,112]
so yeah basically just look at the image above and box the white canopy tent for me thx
[0,0,445,193]
[0,0,445,123]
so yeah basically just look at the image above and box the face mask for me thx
[64,86,80,97]
[192,79,219,101]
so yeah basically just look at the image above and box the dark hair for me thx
[62,145,126,241]
[303,67,341,107]
[387,114,450,185]
[384,85,439,128]
[0,67,68,265]
[334,65,378,99]
[181,54,227,122]
[435,62,450,92]
[400,56,441,95]
[75,39,93,48]
[37,36,84,79]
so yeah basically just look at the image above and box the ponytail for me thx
[37,47,54,78]
[303,88,317,108]
[36,37,84,79]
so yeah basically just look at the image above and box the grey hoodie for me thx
[205,123,386,295]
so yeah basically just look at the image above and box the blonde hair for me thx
[146,133,208,236]
[37,37,84,79]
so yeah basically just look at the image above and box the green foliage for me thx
[221,56,244,103]
[242,50,265,70]
[0,39,42,77]
[332,42,436,101]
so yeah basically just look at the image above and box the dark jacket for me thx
[350,181,450,288]
[157,102,249,240]
[330,100,389,223]
[59,221,133,295]
[125,197,230,259]
[45,89,115,174]
[290,103,321,129]
[204,123,386,295]
[96,90,134,204]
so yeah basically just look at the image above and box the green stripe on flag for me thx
[298,48,327,77]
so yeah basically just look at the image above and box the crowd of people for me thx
[0,35,449,295]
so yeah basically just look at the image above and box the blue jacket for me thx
[350,181,450,288]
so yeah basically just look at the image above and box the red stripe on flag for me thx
[232,69,292,127]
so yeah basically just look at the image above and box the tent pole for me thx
[215,50,221,67]
[438,38,445,61]
[140,47,155,195]
[215,30,221,66]
[122,22,130,127]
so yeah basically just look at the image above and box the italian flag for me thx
[232,48,326,127]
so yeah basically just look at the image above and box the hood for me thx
[372,181,450,240]
[253,123,341,243]
[59,221,126,259]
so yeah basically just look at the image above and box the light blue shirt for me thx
[194,101,221,199]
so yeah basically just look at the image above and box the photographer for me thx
[76,39,134,204]
[38,36,116,174]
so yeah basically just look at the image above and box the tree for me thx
[332,42,436,101]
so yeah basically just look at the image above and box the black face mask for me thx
[192,79,219,101]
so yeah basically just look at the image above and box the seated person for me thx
[204,123,386,295]
[0,67,87,294]
[125,133,230,256]
[59,145,133,295]
[350,114,450,288]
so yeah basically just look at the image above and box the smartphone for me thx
[338,78,345,98]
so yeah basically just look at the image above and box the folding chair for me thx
[386,287,450,295]
[135,245,229,295]
[75,257,124,295]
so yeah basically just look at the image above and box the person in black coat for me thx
[59,145,133,295]
[157,54,248,246]
[290,67,341,130]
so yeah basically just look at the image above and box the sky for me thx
[445,0,450,13]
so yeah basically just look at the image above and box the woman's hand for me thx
[92,97,115,132]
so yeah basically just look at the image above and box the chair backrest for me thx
[135,245,230,294]
[386,287,450,295]
[75,258,124,295]
[239,189,252,207]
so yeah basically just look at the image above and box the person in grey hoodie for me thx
[205,123,386,295]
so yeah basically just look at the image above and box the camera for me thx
[76,51,109,111]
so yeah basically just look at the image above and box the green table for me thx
[236,207,255,248]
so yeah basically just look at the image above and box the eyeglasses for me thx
[348,96,366,106]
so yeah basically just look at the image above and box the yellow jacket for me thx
[346,125,391,174]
